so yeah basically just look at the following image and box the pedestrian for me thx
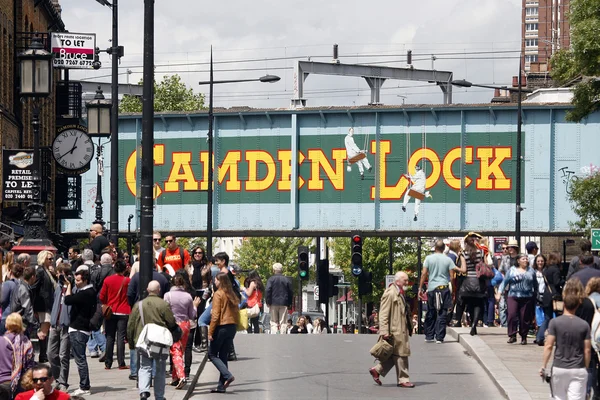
[64,269,97,396]
[285,319,293,334]
[369,271,414,388]
[289,316,309,334]
[0,263,22,335]
[498,253,538,344]
[152,231,165,261]
[87,253,112,362]
[540,279,591,400]
[10,266,39,337]
[456,233,488,336]
[14,364,70,400]
[1,251,13,282]
[156,235,191,273]
[533,254,548,345]
[99,259,130,370]
[567,239,600,280]
[244,270,264,334]
[127,280,179,400]
[4,313,35,395]
[265,263,293,334]
[89,224,109,259]
[189,246,210,350]
[207,272,239,394]
[447,239,465,326]
[537,251,564,346]
[164,273,200,389]
[570,254,600,289]
[48,263,73,392]
[33,250,56,364]
[419,239,466,343]
[313,318,328,334]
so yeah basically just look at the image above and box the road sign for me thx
[314,285,319,300]
[386,275,395,288]
[592,229,600,251]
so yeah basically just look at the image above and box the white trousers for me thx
[355,158,371,174]
[269,305,288,334]
[402,192,421,216]
[551,367,587,400]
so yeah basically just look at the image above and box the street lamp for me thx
[86,86,112,228]
[451,77,533,245]
[198,49,280,258]
[17,36,54,249]
[95,0,121,243]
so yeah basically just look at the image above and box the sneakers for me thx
[435,340,443,344]
[175,379,187,390]
[89,351,99,358]
[98,352,106,363]
[424,339,435,343]
[71,388,91,396]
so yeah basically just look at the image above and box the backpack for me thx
[591,297,600,356]
[160,247,185,270]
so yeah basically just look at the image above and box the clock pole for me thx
[93,139,105,227]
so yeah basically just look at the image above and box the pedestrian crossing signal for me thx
[298,246,309,280]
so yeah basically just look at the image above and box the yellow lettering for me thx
[371,140,410,200]
[245,150,276,191]
[278,150,291,191]
[307,149,345,190]
[408,148,441,189]
[125,151,137,197]
[476,147,512,190]
[218,151,242,191]
[164,152,199,192]
[442,147,473,190]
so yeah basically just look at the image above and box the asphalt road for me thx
[191,333,504,400]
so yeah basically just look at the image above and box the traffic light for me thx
[351,233,363,276]
[358,270,373,297]
[298,245,309,280]
[329,274,339,297]
[317,259,329,304]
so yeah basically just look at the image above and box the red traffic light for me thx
[352,235,362,243]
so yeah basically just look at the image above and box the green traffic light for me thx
[299,271,307,277]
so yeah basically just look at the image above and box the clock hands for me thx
[56,136,79,161]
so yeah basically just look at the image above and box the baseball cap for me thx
[525,241,538,252]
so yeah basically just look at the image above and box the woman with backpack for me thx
[208,272,240,394]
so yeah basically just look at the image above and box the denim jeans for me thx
[139,353,166,400]
[199,304,212,327]
[69,331,91,390]
[424,287,452,342]
[486,293,496,326]
[499,296,507,327]
[208,324,236,389]
[48,326,71,388]
[87,329,106,354]
[130,348,138,377]
[536,306,553,344]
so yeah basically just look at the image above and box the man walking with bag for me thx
[127,280,178,400]
[369,271,415,388]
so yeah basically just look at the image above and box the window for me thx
[526,7,538,15]
[525,55,538,63]
[525,39,538,47]
[526,23,538,31]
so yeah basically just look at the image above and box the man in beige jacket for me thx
[369,271,415,388]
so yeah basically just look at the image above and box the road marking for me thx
[344,340,353,343]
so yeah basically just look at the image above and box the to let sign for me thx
[592,229,600,252]
[2,150,36,202]
[50,32,96,69]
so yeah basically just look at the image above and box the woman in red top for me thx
[244,270,264,334]
[99,260,131,370]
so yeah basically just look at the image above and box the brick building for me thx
[522,0,570,72]
[0,0,66,241]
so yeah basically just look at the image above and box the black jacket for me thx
[90,235,110,258]
[265,274,292,307]
[64,286,97,331]
[92,263,114,293]
[127,270,170,307]
[33,266,56,313]
[542,264,564,307]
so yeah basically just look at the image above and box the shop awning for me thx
[337,290,353,303]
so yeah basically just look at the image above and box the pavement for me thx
[448,327,551,400]
[62,348,207,400]
[189,333,504,400]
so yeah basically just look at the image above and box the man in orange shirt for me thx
[15,365,70,400]
[156,235,190,273]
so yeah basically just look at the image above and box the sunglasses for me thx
[32,377,49,383]
[165,240,173,243]
[47,258,54,261]
[153,239,161,242]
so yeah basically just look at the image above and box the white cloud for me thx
[58,0,523,107]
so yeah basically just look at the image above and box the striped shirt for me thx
[499,266,538,298]
[463,249,483,278]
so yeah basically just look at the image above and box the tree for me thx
[550,0,600,122]
[233,237,313,282]
[328,237,429,304]
[119,74,205,113]
[568,172,600,234]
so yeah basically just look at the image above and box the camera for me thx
[59,274,75,286]
[541,368,551,383]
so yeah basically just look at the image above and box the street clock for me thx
[52,125,94,175]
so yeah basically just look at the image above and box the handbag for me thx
[247,304,260,318]
[101,276,126,320]
[135,300,173,360]
[369,336,394,361]
[476,260,494,279]
[543,274,563,314]
[237,308,249,331]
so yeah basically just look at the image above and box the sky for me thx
[58,0,523,109]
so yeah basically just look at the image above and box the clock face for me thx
[52,129,94,171]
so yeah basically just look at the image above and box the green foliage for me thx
[568,172,600,234]
[233,237,313,282]
[328,237,428,304]
[550,0,600,121]
[119,75,205,113]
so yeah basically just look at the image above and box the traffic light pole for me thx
[417,236,423,335]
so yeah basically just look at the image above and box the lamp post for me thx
[198,51,280,258]
[95,0,121,243]
[15,36,54,252]
[86,86,112,228]
[451,77,533,244]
